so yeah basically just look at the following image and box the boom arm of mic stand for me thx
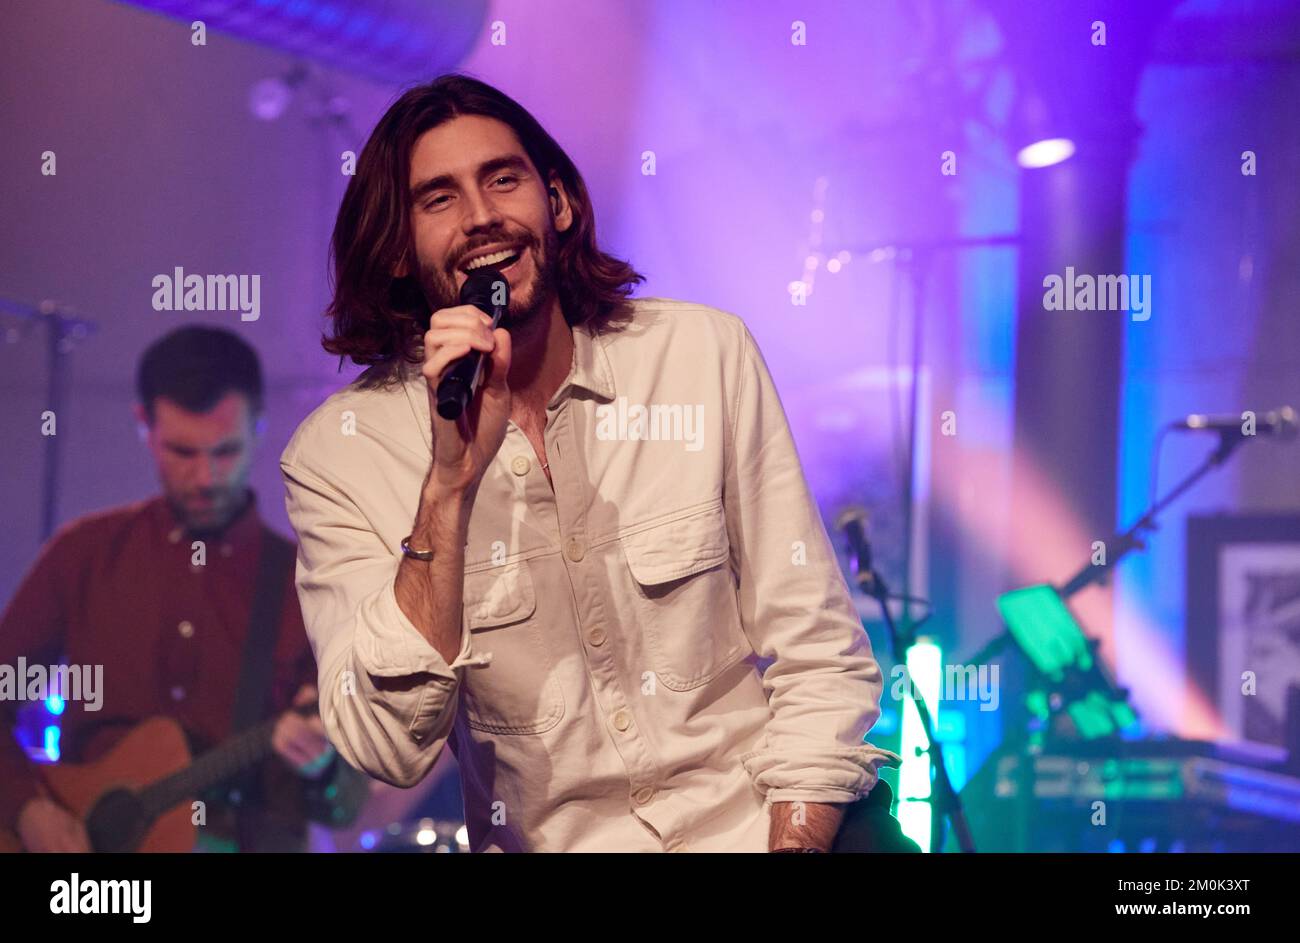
[1059,431,1245,599]
[858,569,977,853]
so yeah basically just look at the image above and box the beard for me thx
[168,486,249,537]
[416,222,560,331]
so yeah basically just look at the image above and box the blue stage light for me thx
[43,725,61,762]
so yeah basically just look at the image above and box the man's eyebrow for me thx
[410,155,532,203]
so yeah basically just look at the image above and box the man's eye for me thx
[493,175,518,186]
[426,195,450,209]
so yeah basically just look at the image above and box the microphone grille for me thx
[834,505,869,532]
[459,266,510,311]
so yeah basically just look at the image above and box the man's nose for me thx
[192,455,215,488]
[460,188,504,234]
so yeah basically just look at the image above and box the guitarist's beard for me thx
[167,488,253,540]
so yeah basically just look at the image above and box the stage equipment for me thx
[839,508,976,853]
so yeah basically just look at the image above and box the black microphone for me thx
[1172,406,1297,440]
[835,506,879,598]
[435,267,510,421]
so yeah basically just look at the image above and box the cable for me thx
[1148,421,1175,510]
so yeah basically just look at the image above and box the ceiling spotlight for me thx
[249,63,310,122]
[1016,137,1076,169]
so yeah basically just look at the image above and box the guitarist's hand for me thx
[272,684,337,779]
[16,796,91,853]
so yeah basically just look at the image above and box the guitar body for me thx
[0,717,197,853]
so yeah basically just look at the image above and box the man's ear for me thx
[548,177,573,234]
[131,403,149,441]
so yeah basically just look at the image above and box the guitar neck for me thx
[138,704,314,815]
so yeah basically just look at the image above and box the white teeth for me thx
[463,248,517,272]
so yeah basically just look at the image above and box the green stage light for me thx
[997,584,1140,740]
[899,639,942,852]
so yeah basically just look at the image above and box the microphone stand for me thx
[846,233,1021,637]
[854,565,977,853]
[1059,429,1246,598]
[0,298,98,540]
[969,430,1251,684]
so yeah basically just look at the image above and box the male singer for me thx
[282,74,912,852]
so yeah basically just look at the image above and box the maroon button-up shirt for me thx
[0,491,336,846]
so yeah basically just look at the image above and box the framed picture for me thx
[1187,514,1300,748]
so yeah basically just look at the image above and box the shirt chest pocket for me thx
[619,500,750,692]
[460,561,565,735]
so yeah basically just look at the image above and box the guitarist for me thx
[0,326,366,852]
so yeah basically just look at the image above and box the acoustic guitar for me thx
[0,703,316,852]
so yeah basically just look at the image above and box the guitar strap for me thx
[232,532,295,733]
[224,531,295,850]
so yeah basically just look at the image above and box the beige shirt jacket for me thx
[280,297,899,852]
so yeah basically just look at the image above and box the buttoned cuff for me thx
[741,743,902,805]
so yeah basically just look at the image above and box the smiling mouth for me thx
[459,247,522,275]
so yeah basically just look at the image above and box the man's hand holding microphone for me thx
[393,269,512,665]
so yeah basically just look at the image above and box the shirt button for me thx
[170,685,186,701]
[565,536,586,562]
[511,455,531,476]
[633,786,656,805]
[611,709,632,732]
[177,620,195,639]
[168,528,182,544]
[587,627,606,647]
[220,544,233,558]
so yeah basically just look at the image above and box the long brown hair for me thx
[322,73,644,387]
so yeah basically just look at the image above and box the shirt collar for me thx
[556,321,617,404]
